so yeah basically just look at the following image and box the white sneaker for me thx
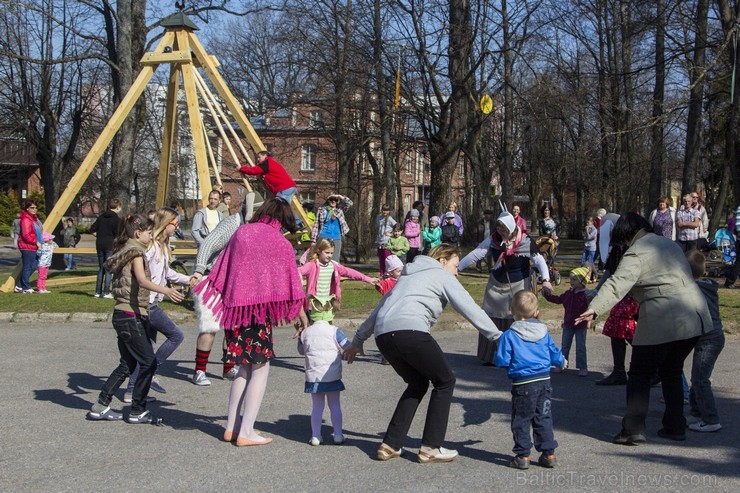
[688,421,722,432]
[103,293,113,299]
[193,370,211,386]
[23,289,35,294]
[149,376,166,394]
[14,286,23,293]
[309,437,322,446]
[93,293,101,298]
[38,290,50,294]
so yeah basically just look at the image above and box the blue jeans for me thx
[127,304,185,391]
[95,250,112,295]
[97,311,157,413]
[689,330,725,424]
[18,249,38,290]
[581,248,596,273]
[510,380,557,456]
[64,252,76,269]
[276,187,297,204]
[561,327,587,370]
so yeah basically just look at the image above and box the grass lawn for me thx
[1,240,738,334]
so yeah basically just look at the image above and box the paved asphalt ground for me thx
[1,318,739,493]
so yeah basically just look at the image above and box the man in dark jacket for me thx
[90,199,122,298]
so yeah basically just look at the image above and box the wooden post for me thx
[156,64,181,208]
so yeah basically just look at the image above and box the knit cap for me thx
[409,209,420,218]
[430,216,440,225]
[570,267,590,286]
[385,255,403,273]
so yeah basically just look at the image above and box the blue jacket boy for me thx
[495,319,565,384]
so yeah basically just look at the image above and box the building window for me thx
[299,191,316,205]
[405,152,412,175]
[301,144,317,171]
[404,193,411,212]
[310,110,323,128]
[459,158,466,180]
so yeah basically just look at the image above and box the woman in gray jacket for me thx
[577,213,712,445]
[344,244,502,463]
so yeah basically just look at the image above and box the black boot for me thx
[596,371,628,386]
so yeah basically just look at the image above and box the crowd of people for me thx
[6,157,727,469]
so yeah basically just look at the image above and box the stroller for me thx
[533,235,562,286]
[706,228,736,278]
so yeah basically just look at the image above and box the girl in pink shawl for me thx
[194,198,308,446]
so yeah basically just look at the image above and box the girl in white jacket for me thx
[298,320,351,446]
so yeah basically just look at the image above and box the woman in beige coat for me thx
[577,213,711,445]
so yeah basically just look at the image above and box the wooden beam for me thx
[156,64,181,208]
[140,51,191,65]
[177,30,213,202]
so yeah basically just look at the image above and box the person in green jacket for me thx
[422,216,442,254]
[386,224,410,262]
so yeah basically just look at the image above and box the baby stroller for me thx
[533,235,562,286]
[706,228,736,277]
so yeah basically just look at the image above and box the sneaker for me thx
[223,367,239,380]
[150,376,167,394]
[538,452,557,468]
[309,437,322,446]
[23,288,35,294]
[193,370,211,386]
[93,293,101,298]
[14,286,23,293]
[578,369,589,377]
[333,433,345,445]
[418,446,458,463]
[86,404,123,421]
[103,293,113,299]
[127,410,163,425]
[508,455,530,469]
[122,392,155,404]
[38,290,50,294]
[688,421,722,432]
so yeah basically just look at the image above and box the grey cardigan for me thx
[589,229,712,345]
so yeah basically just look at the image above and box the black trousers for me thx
[622,337,698,436]
[376,331,456,450]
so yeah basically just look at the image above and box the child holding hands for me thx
[298,238,377,322]
[495,290,566,469]
[86,215,184,424]
[542,266,590,376]
[298,320,351,445]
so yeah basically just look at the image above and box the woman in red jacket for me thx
[15,200,43,293]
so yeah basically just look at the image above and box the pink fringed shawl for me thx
[193,219,305,330]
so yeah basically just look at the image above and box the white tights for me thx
[226,363,270,442]
[311,391,343,438]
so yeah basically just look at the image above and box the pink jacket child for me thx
[298,260,376,314]
[404,219,421,249]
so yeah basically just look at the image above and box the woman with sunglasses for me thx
[123,207,190,400]
[14,200,43,294]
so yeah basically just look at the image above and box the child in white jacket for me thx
[298,320,351,446]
